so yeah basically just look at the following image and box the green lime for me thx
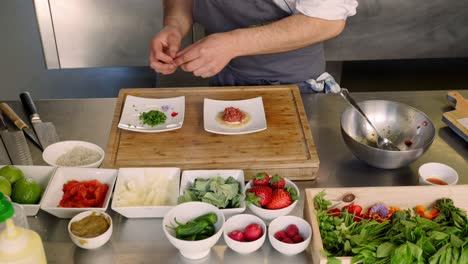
[0,176,12,196]
[0,165,24,184]
[11,178,42,204]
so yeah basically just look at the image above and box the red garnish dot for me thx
[171,112,178,117]
[422,121,428,126]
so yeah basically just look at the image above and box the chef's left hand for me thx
[174,33,238,78]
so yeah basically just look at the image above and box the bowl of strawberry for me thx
[245,173,299,221]
[223,214,266,254]
[268,215,312,256]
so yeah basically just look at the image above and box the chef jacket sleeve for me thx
[295,0,358,20]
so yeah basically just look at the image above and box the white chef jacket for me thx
[273,0,358,20]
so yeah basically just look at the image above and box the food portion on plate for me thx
[59,180,109,208]
[113,168,179,207]
[246,173,298,210]
[118,95,185,132]
[178,175,243,209]
[56,146,102,167]
[0,165,43,205]
[204,97,267,135]
[70,211,110,238]
[167,212,218,241]
[216,107,252,128]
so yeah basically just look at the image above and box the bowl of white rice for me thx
[42,141,105,168]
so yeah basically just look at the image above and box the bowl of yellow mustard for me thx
[68,210,112,249]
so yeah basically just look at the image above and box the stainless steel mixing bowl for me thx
[341,100,435,169]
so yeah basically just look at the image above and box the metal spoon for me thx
[340,88,400,151]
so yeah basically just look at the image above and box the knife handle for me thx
[20,92,41,122]
[0,111,7,130]
[0,103,29,130]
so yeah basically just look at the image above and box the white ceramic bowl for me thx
[268,215,312,256]
[40,167,117,218]
[419,162,459,185]
[42,140,105,168]
[223,214,266,254]
[0,165,56,216]
[68,210,113,250]
[179,170,246,218]
[245,179,299,221]
[162,202,225,260]
[111,167,181,218]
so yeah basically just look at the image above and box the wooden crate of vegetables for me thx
[304,185,468,264]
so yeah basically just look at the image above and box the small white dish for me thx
[203,97,267,135]
[268,215,312,256]
[223,214,266,254]
[118,95,185,133]
[162,202,225,260]
[42,141,105,168]
[419,162,459,185]
[41,167,117,218]
[245,179,299,221]
[0,165,57,216]
[179,170,246,218]
[111,167,181,218]
[68,210,113,250]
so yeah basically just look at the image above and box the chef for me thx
[150,0,357,93]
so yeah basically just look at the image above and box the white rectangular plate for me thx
[111,167,180,218]
[305,185,468,264]
[180,170,246,217]
[204,97,267,135]
[40,167,117,218]
[118,95,185,133]
[0,165,57,216]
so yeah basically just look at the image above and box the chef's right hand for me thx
[150,26,182,75]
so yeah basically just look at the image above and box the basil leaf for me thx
[377,242,396,258]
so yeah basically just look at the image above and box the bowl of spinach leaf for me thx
[178,170,246,218]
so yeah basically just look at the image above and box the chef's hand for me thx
[174,33,238,78]
[149,26,182,75]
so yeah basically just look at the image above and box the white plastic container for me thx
[0,193,47,263]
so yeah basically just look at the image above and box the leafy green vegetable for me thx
[139,110,167,126]
[178,176,243,209]
[313,193,468,264]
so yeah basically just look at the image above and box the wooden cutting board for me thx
[442,91,468,142]
[104,86,319,180]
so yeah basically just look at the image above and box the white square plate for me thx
[0,165,56,216]
[111,167,180,218]
[180,170,246,218]
[204,97,267,135]
[118,95,185,133]
[40,167,117,218]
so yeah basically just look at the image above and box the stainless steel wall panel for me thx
[325,0,468,61]
[48,0,164,68]
[33,0,60,69]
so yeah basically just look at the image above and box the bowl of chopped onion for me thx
[42,140,105,168]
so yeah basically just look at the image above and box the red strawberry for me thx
[228,230,245,242]
[247,186,273,207]
[282,237,293,244]
[285,224,299,238]
[253,172,270,186]
[274,230,287,241]
[265,188,292,209]
[243,224,263,241]
[269,175,285,189]
[292,234,304,243]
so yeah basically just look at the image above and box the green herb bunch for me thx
[313,192,468,264]
[139,110,167,127]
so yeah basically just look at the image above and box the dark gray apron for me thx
[193,0,325,86]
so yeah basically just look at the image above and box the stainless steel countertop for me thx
[5,90,467,263]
